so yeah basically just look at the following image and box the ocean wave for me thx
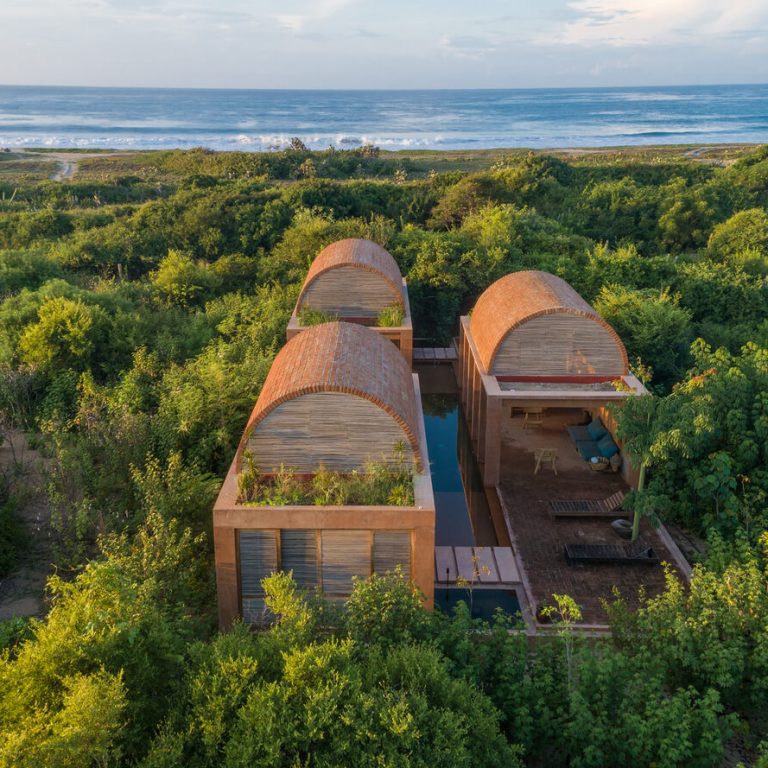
[1,82,766,152]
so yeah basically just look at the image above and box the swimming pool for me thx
[421,393,497,546]
[435,587,521,622]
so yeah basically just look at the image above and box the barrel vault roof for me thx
[468,270,628,374]
[240,321,422,468]
[296,238,404,309]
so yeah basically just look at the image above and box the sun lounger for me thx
[564,538,659,566]
[549,491,625,519]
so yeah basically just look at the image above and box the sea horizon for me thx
[1,82,767,152]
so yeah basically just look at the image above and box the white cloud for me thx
[543,0,768,47]
[274,0,357,33]
[440,34,497,59]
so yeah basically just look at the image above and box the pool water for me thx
[435,588,521,621]
[421,394,497,547]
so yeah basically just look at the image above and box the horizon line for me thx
[1,81,767,93]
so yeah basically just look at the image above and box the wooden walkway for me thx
[413,347,457,362]
[435,546,522,587]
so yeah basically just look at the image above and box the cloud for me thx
[0,0,256,26]
[440,34,497,58]
[542,0,768,47]
[349,27,382,39]
[273,0,357,33]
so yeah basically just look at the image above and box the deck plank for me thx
[493,547,521,584]
[454,547,477,582]
[435,547,457,583]
[472,546,499,583]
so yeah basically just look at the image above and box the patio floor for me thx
[497,408,680,625]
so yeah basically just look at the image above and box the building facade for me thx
[286,238,413,364]
[213,321,434,628]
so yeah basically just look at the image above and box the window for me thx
[373,531,411,580]
[238,530,277,623]
[237,529,413,612]
[281,529,319,590]
[321,530,370,597]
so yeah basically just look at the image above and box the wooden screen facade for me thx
[238,528,411,622]
[299,266,402,318]
[491,314,627,377]
[246,392,414,473]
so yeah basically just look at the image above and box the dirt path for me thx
[0,433,52,620]
[50,158,77,181]
[2,150,129,181]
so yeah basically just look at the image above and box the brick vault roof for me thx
[241,321,422,468]
[296,238,404,309]
[468,270,628,374]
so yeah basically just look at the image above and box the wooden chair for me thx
[523,409,544,429]
[534,448,558,475]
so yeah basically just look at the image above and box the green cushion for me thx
[587,418,608,441]
[597,434,619,459]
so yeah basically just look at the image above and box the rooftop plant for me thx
[237,446,414,506]
[376,303,404,327]
[297,307,338,326]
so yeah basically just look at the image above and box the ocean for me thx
[0,83,766,151]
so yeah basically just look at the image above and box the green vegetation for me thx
[237,451,414,507]
[297,306,338,325]
[0,494,25,577]
[4,553,768,767]
[2,144,768,765]
[377,302,405,326]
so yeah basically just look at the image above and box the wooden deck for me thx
[495,410,688,625]
[435,546,522,587]
[413,347,458,362]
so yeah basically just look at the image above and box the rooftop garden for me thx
[297,302,405,327]
[236,449,415,506]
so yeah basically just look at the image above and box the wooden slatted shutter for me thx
[239,530,277,623]
[321,530,370,597]
[281,530,319,591]
[373,531,411,580]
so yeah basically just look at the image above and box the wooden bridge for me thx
[413,346,457,363]
[435,546,522,588]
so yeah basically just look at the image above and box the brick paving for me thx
[498,410,678,625]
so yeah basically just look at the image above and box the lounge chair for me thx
[549,491,625,519]
[564,538,659,566]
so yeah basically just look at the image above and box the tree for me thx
[610,394,686,541]
[594,285,693,389]
[150,250,220,307]
[17,296,108,373]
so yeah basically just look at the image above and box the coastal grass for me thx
[2,142,752,187]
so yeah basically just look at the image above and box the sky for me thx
[2,0,768,89]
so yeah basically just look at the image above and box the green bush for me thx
[376,303,405,327]
[297,307,337,325]
[0,493,26,577]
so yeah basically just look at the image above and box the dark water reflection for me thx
[422,394,497,547]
